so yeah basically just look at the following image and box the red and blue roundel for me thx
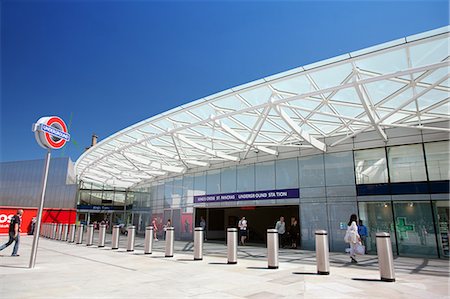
[33,116,70,150]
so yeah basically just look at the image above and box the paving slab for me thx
[0,235,449,298]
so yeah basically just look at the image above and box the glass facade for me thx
[388,144,427,183]
[77,140,449,258]
[0,157,77,208]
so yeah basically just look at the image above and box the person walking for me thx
[275,216,286,248]
[0,209,23,256]
[345,214,361,263]
[200,216,207,241]
[358,220,368,254]
[238,216,248,246]
[163,219,171,240]
[152,217,158,241]
[290,218,300,249]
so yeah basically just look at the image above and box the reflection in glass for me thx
[358,202,396,254]
[388,144,427,182]
[435,201,449,257]
[393,201,437,257]
[237,164,255,192]
[354,148,388,184]
[425,141,450,181]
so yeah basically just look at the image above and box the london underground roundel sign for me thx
[33,116,70,150]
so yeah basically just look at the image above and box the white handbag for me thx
[355,243,365,255]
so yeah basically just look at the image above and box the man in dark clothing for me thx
[0,209,23,256]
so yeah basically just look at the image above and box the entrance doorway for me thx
[195,205,299,245]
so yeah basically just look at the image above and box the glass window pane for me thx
[194,172,206,196]
[425,141,450,181]
[255,161,275,190]
[393,201,438,257]
[164,179,173,199]
[354,148,388,184]
[300,202,328,250]
[358,202,396,255]
[276,158,299,189]
[388,144,427,182]
[157,182,164,200]
[221,166,236,193]
[299,155,325,187]
[182,175,194,199]
[206,169,221,194]
[237,164,255,192]
[173,177,183,198]
[324,152,355,186]
[435,201,450,257]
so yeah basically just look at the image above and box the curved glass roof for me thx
[76,26,450,188]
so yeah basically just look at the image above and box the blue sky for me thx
[1,0,448,163]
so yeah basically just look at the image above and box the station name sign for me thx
[194,188,299,203]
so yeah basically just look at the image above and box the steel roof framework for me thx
[76,27,450,188]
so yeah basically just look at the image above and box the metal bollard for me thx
[68,224,76,243]
[227,228,238,264]
[57,223,63,240]
[165,227,174,257]
[144,226,153,254]
[127,226,136,252]
[98,224,106,247]
[315,230,330,275]
[75,224,84,244]
[86,224,94,246]
[62,224,69,241]
[376,232,396,282]
[52,223,57,239]
[111,225,120,250]
[194,227,203,260]
[267,229,279,269]
[43,223,46,237]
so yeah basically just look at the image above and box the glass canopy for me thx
[76,26,450,188]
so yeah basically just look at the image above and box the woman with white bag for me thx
[344,214,361,264]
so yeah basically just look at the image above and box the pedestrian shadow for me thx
[292,271,318,275]
[208,262,229,265]
[176,258,198,262]
[352,278,385,282]
[247,266,274,270]
[0,264,29,269]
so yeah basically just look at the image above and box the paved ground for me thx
[0,234,449,298]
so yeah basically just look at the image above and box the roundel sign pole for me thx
[29,116,70,269]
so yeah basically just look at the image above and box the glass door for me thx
[435,201,449,258]
[393,201,438,257]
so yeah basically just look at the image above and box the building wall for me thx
[0,157,77,209]
[80,124,450,258]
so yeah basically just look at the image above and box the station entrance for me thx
[195,205,299,245]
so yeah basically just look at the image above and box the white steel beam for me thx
[273,104,327,152]
[213,118,277,156]
[354,69,388,141]
[175,133,240,161]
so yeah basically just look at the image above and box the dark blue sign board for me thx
[194,188,300,203]
[77,205,125,211]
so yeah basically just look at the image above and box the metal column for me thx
[86,224,94,246]
[144,226,153,254]
[165,227,174,257]
[127,226,136,252]
[111,225,120,250]
[98,224,106,247]
[194,227,203,261]
[267,229,279,269]
[68,224,76,243]
[227,228,238,264]
[315,230,330,275]
[376,232,396,282]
